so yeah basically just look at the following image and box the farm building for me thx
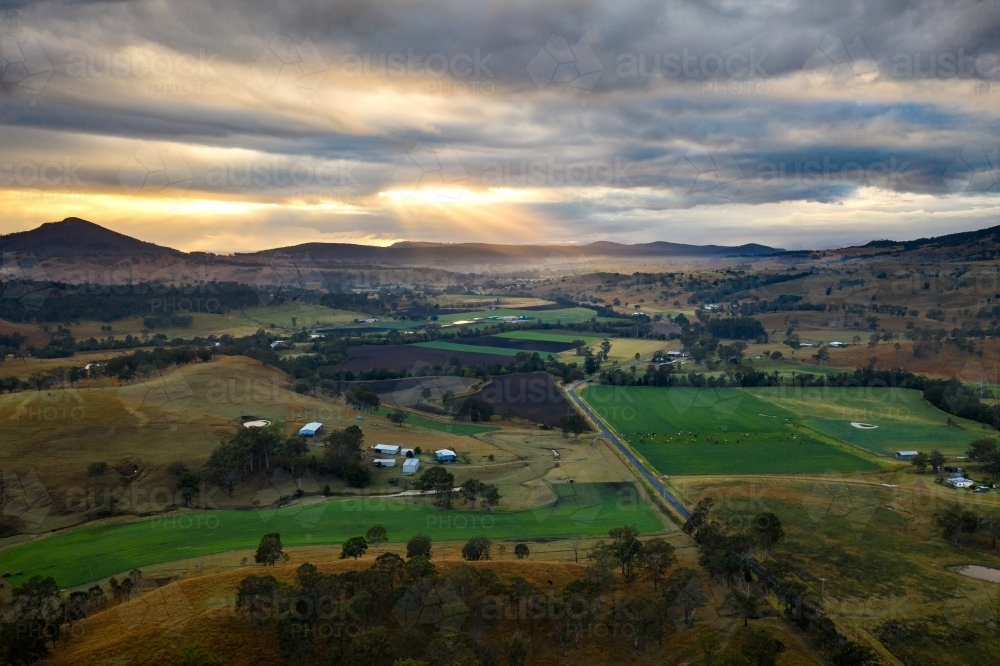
[374,444,401,455]
[400,448,416,457]
[402,458,420,475]
[373,458,397,467]
[435,449,458,462]
[829,341,846,347]
[946,477,974,489]
[894,451,919,461]
[298,422,323,437]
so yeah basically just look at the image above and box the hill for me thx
[0,217,183,258]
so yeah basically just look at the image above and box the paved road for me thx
[566,380,691,521]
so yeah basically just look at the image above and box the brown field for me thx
[40,548,823,666]
[332,344,509,374]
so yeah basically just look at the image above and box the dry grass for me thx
[40,552,823,666]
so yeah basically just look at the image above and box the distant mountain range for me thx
[0,218,782,264]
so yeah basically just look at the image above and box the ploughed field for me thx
[330,344,510,373]
[581,385,880,475]
[0,482,662,588]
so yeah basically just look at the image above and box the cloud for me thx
[0,0,997,248]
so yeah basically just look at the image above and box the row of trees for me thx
[683,499,879,666]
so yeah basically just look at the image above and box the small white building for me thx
[270,340,287,349]
[894,451,919,461]
[400,448,416,457]
[298,422,323,437]
[402,458,420,475]
[373,458,397,467]
[829,341,846,347]
[947,477,974,489]
[374,444,401,455]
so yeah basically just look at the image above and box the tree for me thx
[456,397,494,422]
[699,633,721,665]
[341,536,369,560]
[929,449,946,472]
[557,412,589,438]
[608,524,643,583]
[176,471,200,507]
[811,346,830,366]
[347,626,397,666]
[255,532,284,566]
[911,451,930,474]
[345,384,381,412]
[344,463,372,488]
[365,525,388,557]
[752,512,785,559]
[637,537,676,589]
[415,466,455,508]
[784,333,800,353]
[936,503,980,546]
[406,533,433,559]
[169,643,227,666]
[726,578,760,627]
[740,626,785,666]
[388,409,409,426]
[323,425,365,476]
[600,338,612,360]
[504,633,530,666]
[661,567,707,626]
[968,438,1000,481]
[276,613,313,666]
[375,552,405,588]
[207,440,245,496]
[514,543,529,560]
[830,641,878,666]
[462,535,492,561]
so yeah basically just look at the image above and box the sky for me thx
[0,0,998,253]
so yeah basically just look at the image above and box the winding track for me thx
[565,379,691,521]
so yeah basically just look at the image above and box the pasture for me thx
[375,407,499,435]
[750,386,993,456]
[0,482,663,588]
[580,385,879,475]
[496,330,599,344]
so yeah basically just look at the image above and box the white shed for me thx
[947,477,974,489]
[374,444,401,455]
[400,448,416,457]
[402,458,420,475]
[373,458,397,467]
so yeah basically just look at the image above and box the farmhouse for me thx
[894,451,919,461]
[298,422,323,437]
[435,449,458,462]
[946,477,974,489]
[402,458,420,475]
[270,340,287,349]
[374,444,401,455]
[829,341,846,347]
[373,458,397,467]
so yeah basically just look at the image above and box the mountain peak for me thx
[0,218,182,258]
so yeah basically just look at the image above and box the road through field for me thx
[566,380,691,521]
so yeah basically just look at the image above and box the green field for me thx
[413,340,523,357]
[496,330,599,344]
[0,482,661,588]
[748,387,993,456]
[376,407,499,435]
[580,386,879,475]
[437,308,609,327]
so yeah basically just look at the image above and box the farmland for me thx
[748,386,995,456]
[464,371,576,427]
[375,407,499,435]
[580,385,880,474]
[443,334,579,353]
[496,330,600,344]
[331,343,510,373]
[413,340,525,357]
[0,481,663,588]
